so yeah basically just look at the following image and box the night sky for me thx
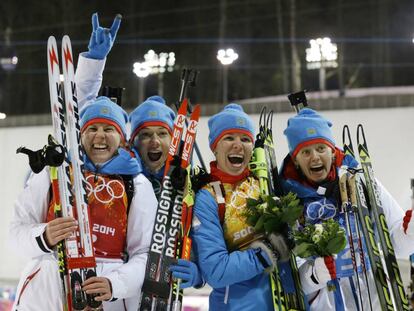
[1,0,414,116]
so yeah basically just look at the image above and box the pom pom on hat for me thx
[80,96,128,139]
[283,108,336,158]
[129,95,176,142]
[208,103,254,150]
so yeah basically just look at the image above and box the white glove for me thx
[311,256,336,285]
[267,232,291,262]
[250,240,278,273]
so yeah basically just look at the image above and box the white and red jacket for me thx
[9,167,157,311]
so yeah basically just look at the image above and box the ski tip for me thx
[62,36,72,51]
[47,36,57,48]
[47,41,59,70]
[177,98,189,115]
[191,104,201,118]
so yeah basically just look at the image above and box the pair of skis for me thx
[342,125,409,311]
[249,107,306,310]
[140,98,201,311]
[47,36,100,310]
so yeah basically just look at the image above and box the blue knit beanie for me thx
[283,108,336,158]
[80,96,128,139]
[208,103,255,150]
[129,95,176,142]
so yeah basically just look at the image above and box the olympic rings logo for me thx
[305,198,337,221]
[228,180,260,210]
[85,175,125,204]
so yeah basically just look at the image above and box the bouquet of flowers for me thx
[244,192,303,234]
[292,219,347,258]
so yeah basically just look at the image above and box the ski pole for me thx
[338,168,365,310]
[343,125,373,310]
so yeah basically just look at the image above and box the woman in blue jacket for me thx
[192,104,290,310]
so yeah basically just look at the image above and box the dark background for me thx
[1,0,414,116]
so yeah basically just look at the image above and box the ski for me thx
[60,35,101,309]
[47,35,99,310]
[48,35,79,310]
[153,104,200,311]
[140,99,192,311]
[356,124,409,311]
[249,107,305,310]
[342,124,391,310]
[170,105,201,311]
[263,107,306,310]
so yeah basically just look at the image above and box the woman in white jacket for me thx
[280,108,414,310]
[9,97,157,310]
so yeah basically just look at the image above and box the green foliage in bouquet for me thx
[293,219,347,258]
[244,192,303,234]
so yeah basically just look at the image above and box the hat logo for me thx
[100,107,110,115]
[236,117,246,126]
[148,110,158,117]
[307,127,317,136]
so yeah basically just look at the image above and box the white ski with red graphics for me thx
[48,35,74,311]
[47,35,100,310]
[140,99,201,311]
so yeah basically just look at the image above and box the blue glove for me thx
[169,259,203,289]
[85,12,122,60]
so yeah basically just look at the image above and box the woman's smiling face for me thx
[215,132,253,176]
[81,122,122,164]
[134,126,171,173]
[294,143,334,183]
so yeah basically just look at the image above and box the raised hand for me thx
[44,216,77,247]
[85,12,122,60]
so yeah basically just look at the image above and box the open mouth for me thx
[93,144,108,151]
[228,154,244,165]
[148,151,162,161]
[310,165,324,173]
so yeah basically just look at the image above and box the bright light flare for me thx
[133,62,151,78]
[217,48,239,65]
[306,37,338,69]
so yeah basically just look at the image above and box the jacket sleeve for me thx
[8,168,53,258]
[191,189,266,289]
[104,174,157,299]
[75,53,106,110]
[377,179,414,258]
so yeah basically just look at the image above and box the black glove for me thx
[169,155,187,189]
[191,167,210,192]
